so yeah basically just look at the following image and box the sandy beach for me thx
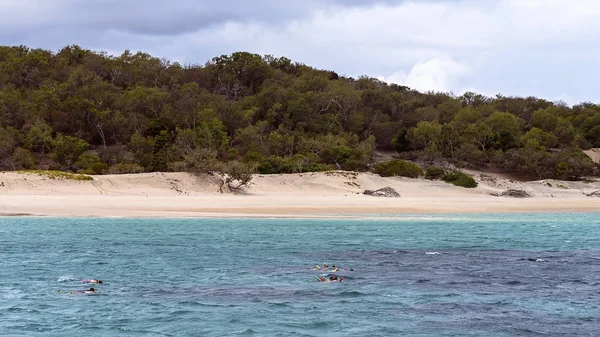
[0,170,599,218]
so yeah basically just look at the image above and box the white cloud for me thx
[380,58,471,93]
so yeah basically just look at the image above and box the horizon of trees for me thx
[0,45,598,181]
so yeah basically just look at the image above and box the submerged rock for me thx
[363,187,400,198]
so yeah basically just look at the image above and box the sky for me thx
[1,0,599,104]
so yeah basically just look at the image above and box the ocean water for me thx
[1,213,600,336]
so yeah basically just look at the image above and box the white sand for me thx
[0,171,598,218]
[585,148,600,165]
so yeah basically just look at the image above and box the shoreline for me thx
[0,195,598,219]
[0,171,599,218]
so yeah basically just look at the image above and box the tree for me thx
[0,126,18,161]
[0,84,29,128]
[323,146,353,169]
[392,128,411,153]
[451,106,482,131]
[0,45,597,180]
[196,119,230,154]
[440,124,459,158]
[407,121,441,151]
[463,123,493,152]
[484,111,523,150]
[129,131,153,170]
[51,134,88,169]
[553,117,576,145]
[219,160,255,193]
[520,128,558,149]
[11,147,36,169]
[24,120,54,153]
[150,130,174,172]
[531,108,559,132]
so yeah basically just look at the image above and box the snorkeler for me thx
[82,279,103,284]
[315,275,343,282]
[313,263,330,270]
[60,287,96,294]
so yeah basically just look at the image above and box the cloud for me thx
[0,0,407,36]
[381,58,471,93]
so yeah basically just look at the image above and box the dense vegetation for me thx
[0,45,598,180]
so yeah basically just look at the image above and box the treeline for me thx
[0,45,598,180]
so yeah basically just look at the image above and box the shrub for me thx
[425,166,445,180]
[374,159,423,178]
[90,162,109,175]
[257,155,331,174]
[442,170,478,188]
[167,161,190,172]
[243,151,264,163]
[12,147,36,169]
[108,163,145,174]
[75,153,102,171]
[18,170,93,181]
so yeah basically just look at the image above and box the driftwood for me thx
[491,189,532,198]
[363,187,400,198]
[586,190,600,197]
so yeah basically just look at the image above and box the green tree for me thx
[129,131,153,169]
[463,123,493,152]
[407,121,442,151]
[11,147,36,169]
[150,130,175,172]
[24,120,54,153]
[51,134,88,169]
[531,108,559,132]
[484,111,523,150]
[0,126,19,161]
[196,119,230,153]
[520,128,558,149]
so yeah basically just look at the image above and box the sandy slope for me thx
[585,148,600,165]
[0,170,599,218]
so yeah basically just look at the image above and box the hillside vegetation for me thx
[0,45,598,180]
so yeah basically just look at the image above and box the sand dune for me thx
[585,148,600,165]
[0,170,598,218]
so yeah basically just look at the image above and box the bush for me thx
[374,159,423,178]
[167,161,190,172]
[18,170,93,181]
[12,147,36,169]
[257,155,331,174]
[108,163,145,174]
[425,166,445,180]
[75,153,102,170]
[442,170,478,188]
[243,151,264,163]
[90,162,109,175]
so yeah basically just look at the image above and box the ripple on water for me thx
[2,214,600,336]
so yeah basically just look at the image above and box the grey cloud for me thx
[1,0,408,37]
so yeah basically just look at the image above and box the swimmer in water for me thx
[82,279,103,284]
[60,287,96,294]
[315,275,343,282]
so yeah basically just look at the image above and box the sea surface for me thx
[1,213,600,336]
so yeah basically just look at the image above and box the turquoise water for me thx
[1,213,600,336]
